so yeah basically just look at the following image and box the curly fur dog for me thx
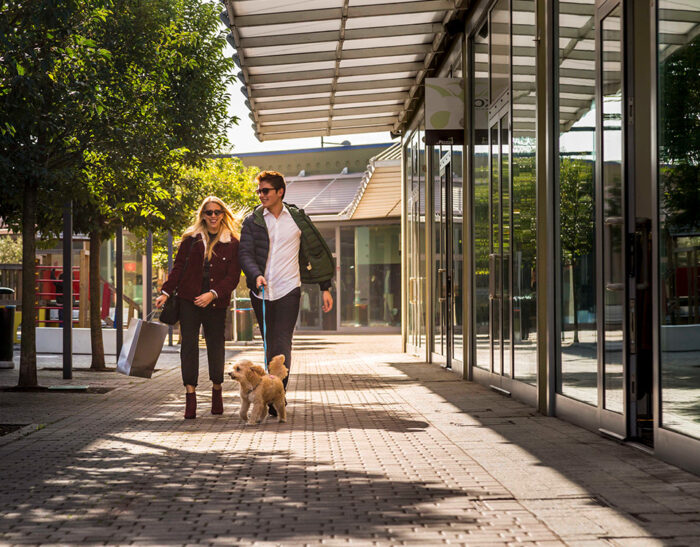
[229,355,288,424]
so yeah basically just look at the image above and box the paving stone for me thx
[0,335,699,545]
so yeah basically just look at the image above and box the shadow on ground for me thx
[2,441,483,544]
[383,360,700,539]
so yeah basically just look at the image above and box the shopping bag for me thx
[116,317,168,378]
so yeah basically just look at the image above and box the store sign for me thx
[425,77,465,145]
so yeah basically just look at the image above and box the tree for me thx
[68,0,238,370]
[136,157,259,272]
[0,0,238,380]
[0,236,22,264]
[559,157,595,343]
[0,1,113,386]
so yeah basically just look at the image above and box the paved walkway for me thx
[1,334,699,546]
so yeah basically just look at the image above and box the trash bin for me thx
[235,298,253,342]
[0,287,16,369]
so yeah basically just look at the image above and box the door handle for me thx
[438,268,447,302]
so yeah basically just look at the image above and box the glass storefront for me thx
[340,225,401,328]
[657,1,700,440]
[512,1,537,385]
[406,128,427,350]
[473,20,491,370]
[556,0,598,406]
[400,0,700,471]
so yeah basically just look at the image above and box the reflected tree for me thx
[560,158,595,343]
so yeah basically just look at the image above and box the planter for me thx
[36,327,117,355]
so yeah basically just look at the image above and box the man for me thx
[239,170,334,413]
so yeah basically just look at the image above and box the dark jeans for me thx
[251,287,300,390]
[179,298,226,387]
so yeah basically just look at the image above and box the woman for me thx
[156,196,241,419]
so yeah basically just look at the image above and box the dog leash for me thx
[261,284,268,372]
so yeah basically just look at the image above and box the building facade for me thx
[223,0,699,474]
[235,144,402,332]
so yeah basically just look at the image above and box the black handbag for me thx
[158,237,195,325]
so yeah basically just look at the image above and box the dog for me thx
[228,354,288,424]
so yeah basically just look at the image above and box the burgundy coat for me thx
[160,231,241,310]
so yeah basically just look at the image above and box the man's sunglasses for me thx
[204,210,223,217]
[256,187,275,196]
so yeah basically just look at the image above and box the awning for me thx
[344,142,402,220]
[221,0,467,141]
[284,172,364,217]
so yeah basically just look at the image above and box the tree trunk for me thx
[89,231,106,370]
[18,181,38,387]
[572,259,580,344]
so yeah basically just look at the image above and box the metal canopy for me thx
[222,0,467,141]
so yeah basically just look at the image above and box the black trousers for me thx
[179,298,226,387]
[251,287,300,390]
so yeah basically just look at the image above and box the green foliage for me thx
[659,35,700,233]
[0,236,22,264]
[0,0,114,234]
[142,157,259,268]
[559,158,595,266]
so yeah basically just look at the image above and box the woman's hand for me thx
[194,291,215,308]
[155,294,168,308]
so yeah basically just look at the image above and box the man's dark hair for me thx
[256,170,286,199]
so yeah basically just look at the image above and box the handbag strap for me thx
[172,236,196,296]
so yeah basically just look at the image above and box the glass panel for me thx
[658,0,700,439]
[405,136,416,346]
[512,0,537,385]
[490,0,510,103]
[602,6,624,413]
[340,227,357,326]
[502,115,512,377]
[453,145,464,362]
[419,129,427,349]
[473,24,491,370]
[557,0,598,405]
[491,123,502,375]
[434,146,445,356]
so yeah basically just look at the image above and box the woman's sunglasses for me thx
[204,210,223,217]
[256,187,275,196]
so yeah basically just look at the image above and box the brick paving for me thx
[1,334,699,546]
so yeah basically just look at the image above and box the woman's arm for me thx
[211,239,241,300]
[160,237,192,297]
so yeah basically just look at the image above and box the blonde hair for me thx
[181,196,242,261]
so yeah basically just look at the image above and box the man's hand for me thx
[194,292,215,308]
[256,275,267,289]
[322,290,333,313]
[155,294,168,308]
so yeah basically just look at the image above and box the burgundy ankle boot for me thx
[211,387,223,415]
[184,392,196,419]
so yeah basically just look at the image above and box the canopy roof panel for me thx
[223,0,467,141]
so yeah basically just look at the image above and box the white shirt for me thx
[255,205,301,300]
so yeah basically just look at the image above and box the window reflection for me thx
[473,22,491,370]
[557,0,598,406]
[658,0,700,440]
[340,225,401,328]
[512,0,537,385]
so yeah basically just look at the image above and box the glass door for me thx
[596,0,631,438]
[489,109,511,379]
[433,146,454,367]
